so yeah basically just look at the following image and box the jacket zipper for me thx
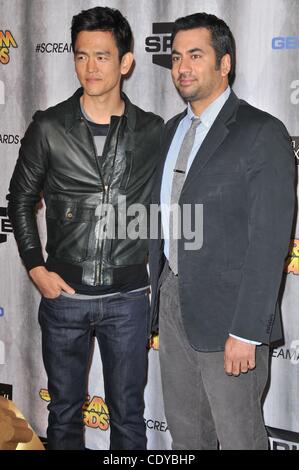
[82,116,123,285]
[82,119,107,285]
[99,119,123,284]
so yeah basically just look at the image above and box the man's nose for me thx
[87,57,98,73]
[178,56,192,74]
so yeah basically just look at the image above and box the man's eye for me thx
[191,54,201,59]
[172,56,180,62]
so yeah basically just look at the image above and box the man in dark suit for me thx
[149,12,295,450]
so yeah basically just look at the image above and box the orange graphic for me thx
[83,396,109,431]
[0,30,18,64]
[39,389,110,431]
[284,239,299,275]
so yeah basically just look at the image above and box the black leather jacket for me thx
[7,88,163,286]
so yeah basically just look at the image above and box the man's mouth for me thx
[178,77,195,86]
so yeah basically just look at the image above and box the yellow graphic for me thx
[284,239,299,275]
[0,30,18,64]
[39,389,50,402]
[149,334,159,350]
[39,389,110,431]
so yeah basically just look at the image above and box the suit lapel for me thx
[183,91,240,191]
[154,111,186,204]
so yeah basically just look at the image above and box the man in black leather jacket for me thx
[7,6,163,450]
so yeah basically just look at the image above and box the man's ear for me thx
[121,52,134,76]
[220,53,231,78]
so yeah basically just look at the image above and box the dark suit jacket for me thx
[149,91,295,351]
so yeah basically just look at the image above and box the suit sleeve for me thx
[7,112,49,271]
[229,118,295,343]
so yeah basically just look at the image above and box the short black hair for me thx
[171,12,236,86]
[71,6,133,60]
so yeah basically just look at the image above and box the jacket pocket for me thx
[46,202,94,263]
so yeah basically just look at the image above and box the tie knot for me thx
[191,117,201,128]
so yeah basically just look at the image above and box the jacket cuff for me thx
[21,248,45,271]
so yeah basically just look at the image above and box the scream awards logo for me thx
[35,42,72,54]
[0,30,17,64]
[0,207,13,243]
[145,23,174,69]
[284,239,299,274]
[39,389,110,431]
[272,343,299,365]
[0,134,20,144]
[144,418,169,433]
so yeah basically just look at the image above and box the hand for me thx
[224,336,256,376]
[29,266,75,299]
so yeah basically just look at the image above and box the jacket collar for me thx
[182,90,240,191]
[65,88,136,132]
[153,90,240,203]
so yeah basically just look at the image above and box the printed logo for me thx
[39,389,110,430]
[35,42,72,54]
[149,334,159,350]
[270,439,299,450]
[267,426,299,450]
[0,383,12,399]
[284,239,299,274]
[145,23,174,69]
[144,418,169,432]
[0,207,13,244]
[271,345,299,364]
[0,80,4,104]
[83,395,109,430]
[0,30,18,64]
[0,134,20,144]
[272,36,299,49]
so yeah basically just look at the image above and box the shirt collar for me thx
[186,86,231,129]
[66,88,136,132]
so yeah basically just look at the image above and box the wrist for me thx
[29,265,48,279]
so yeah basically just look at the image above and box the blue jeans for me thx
[38,289,150,450]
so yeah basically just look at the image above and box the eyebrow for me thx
[75,50,111,56]
[172,47,205,55]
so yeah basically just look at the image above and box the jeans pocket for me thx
[42,294,63,301]
[118,289,149,301]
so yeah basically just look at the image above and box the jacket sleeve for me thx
[7,112,49,271]
[229,117,295,343]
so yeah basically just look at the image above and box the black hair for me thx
[71,6,133,60]
[171,12,236,86]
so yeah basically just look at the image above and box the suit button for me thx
[66,211,73,219]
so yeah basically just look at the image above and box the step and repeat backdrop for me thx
[0,0,299,450]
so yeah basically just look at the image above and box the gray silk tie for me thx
[168,117,201,275]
